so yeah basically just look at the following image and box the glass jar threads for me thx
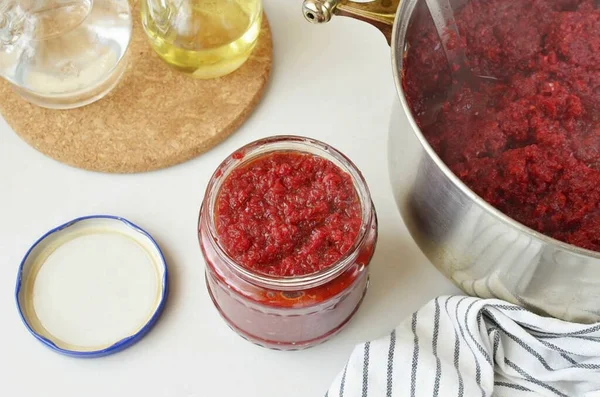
[198,136,378,350]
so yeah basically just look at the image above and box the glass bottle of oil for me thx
[141,0,262,79]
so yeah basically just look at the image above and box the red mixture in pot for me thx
[215,151,362,277]
[404,0,600,251]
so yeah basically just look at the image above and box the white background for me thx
[0,1,458,396]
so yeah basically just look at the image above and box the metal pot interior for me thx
[391,0,600,261]
[388,0,600,322]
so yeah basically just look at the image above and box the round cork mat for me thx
[0,1,272,173]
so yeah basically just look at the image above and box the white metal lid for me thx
[15,215,168,357]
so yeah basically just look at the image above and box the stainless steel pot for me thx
[303,0,600,323]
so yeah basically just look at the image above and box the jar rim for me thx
[199,135,374,291]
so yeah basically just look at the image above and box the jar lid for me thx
[15,215,168,358]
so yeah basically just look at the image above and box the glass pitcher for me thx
[141,0,262,79]
[0,0,132,109]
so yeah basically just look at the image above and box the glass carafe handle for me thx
[144,0,179,34]
[0,1,29,80]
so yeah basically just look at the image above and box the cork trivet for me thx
[0,2,272,173]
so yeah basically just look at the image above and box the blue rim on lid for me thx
[15,215,169,358]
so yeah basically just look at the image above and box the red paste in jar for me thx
[215,151,362,277]
[404,0,600,251]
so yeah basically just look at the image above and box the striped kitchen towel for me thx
[327,296,600,397]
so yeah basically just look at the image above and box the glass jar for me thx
[141,0,263,79]
[198,136,378,350]
[0,0,132,109]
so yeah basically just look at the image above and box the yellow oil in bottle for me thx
[141,0,262,79]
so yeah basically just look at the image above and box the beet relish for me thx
[215,151,362,277]
[404,0,600,252]
[199,136,377,350]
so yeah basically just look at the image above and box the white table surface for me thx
[0,1,459,396]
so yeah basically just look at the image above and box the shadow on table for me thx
[342,225,460,343]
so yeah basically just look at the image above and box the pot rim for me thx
[389,0,600,261]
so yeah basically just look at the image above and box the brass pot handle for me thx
[302,0,399,44]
